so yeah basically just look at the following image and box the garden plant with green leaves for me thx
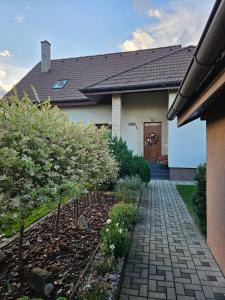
[113,175,144,203]
[193,164,206,235]
[109,136,151,183]
[0,94,118,277]
[100,175,141,258]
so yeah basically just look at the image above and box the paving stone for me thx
[119,180,225,300]
[139,284,148,297]
[120,288,139,296]
[148,291,167,299]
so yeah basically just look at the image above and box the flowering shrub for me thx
[101,219,131,257]
[109,203,139,231]
[0,94,118,273]
[83,125,118,190]
[158,155,168,166]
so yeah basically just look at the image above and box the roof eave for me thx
[81,82,181,96]
[167,0,225,123]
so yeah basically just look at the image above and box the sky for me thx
[0,0,214,95]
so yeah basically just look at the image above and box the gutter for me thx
[167,0,225,121]
[81,81,181,95]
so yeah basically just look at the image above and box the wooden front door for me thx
[144,122,161,161]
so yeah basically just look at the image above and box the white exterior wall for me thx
[121,92,168,156]
[61,105,112,125]
[168,92,206,168]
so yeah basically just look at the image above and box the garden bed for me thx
[0,192,117,299]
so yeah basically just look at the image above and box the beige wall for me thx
[60,105,112,124]
[122,91,168,156]
[112,94,122,137]
[206,99,225,276]
[60,91,169,157]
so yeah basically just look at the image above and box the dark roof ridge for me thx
[52,44,183,61]
[82,45,195,92]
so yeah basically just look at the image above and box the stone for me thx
[28,267,53,295]
[78,214,89,230]
[0,249,6,264]
[44,283,55,297]
[108,274,118,281]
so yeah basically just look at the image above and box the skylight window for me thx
[52,79,68,89]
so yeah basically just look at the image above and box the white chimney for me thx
[41,40,51,73]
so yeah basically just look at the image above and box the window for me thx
[95,123,112,130]
[52,79,68,89]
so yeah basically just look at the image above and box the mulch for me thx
[0,192,117,299]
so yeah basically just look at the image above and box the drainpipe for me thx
[167,0,225,120]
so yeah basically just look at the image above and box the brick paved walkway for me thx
[119,180,225,300]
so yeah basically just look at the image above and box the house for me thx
[167,0,225,274]
[4,42,206,180]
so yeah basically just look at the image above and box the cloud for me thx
[0,50,13,57]
[120,29,155,51]
[13,15,25,23]
[0,86,6,98]
[121,0,213,51]
[0,62,28,92]
[148,8,162,18]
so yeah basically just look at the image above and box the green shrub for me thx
[96,257,113,276]
[114,185,138,203]
[101,219,131,257]
[124,175,144,192]
[16,297,29,300]
[109,203,139,231]
[114,176,143,203]
[130,156,151,183]
[109,137,150,183]
[193,164,206,235]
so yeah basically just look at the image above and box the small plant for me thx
[16,297,29,300]
[101,219,131,257]
[96,257,113,276]
[193,164,206,235]
[126,175,144,192]
[114,176,143,203]
[158,155,168,167]
[109,203,139,231]
[130,155,151,183]
[80,281,107,300]
[114,186,138,203]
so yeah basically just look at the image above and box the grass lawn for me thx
[0,197,69,238]
[176,184,197,223]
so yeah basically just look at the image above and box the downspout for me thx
[167,0,225,120]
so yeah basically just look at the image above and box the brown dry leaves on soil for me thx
[0,192,116,299]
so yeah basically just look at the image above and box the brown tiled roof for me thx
[4,45,194,104]
[83,46,196,93]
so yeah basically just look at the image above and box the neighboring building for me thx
[167,0,225,274]
[4,42,206,179]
